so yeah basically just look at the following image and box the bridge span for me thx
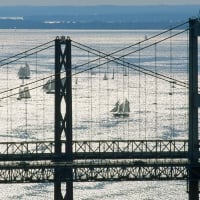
[0,18,200,199]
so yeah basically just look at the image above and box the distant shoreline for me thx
[0,5,198,29]
[0,21,187,30]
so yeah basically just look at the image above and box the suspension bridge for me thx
[0,18,199,199]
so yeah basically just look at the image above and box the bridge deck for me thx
[0,139,194,183]
[0,159,191,183]
[0,139,190,161]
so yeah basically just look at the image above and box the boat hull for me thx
[19,76,30,79]
[113,112,129,117]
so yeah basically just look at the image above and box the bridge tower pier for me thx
[189,18,200,200]
[54,36,73,200]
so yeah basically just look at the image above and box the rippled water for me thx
[0,29,189,199]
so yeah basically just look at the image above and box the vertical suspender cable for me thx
[35,52,38,139]
[42,74,45,139]
[25,92,28,137]
[74,63,77,141]
[127,62,130,140]
[90,52,93,141]
[87,51,90,139]
[154,43,158,138]
[169,29,173,138]
[116,62,119,139]
[122,57,125,139]
[186,28,189,137]
[106,60,109,139]
[6,64,9,142]
[98,53,101,137]
[138,42,141,138]
[10,87,12,141]
[145,73,147,139]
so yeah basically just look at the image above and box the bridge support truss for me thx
[188,18,200,200]
[54,36,73,200]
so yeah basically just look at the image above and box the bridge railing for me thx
[0,139,190,161]
[73,140,188,153]
[0,141,54,154]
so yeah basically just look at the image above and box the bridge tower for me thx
[50,19,200,200]
[54,36,73,200]
[189,18,200,200]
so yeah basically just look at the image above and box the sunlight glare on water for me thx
[0,29,189,199]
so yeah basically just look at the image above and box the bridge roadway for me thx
[0,139,197,183]
[0,139,190,161]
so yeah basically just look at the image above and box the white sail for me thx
[23,87,31,98]
[123,68,128,76]
[17,86,31,100]
[43,78,55,94]
[110,101,119,112]
[17,86,23,100]
[43,76,68,93]
[112,68,114,79]
[18,62,30,79]
[46,79,55,94]
[118,103,124,113]
[103,73,108,80]
[123,99,130,113]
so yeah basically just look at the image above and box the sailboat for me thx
[75,78,78,84]
[110,100,119,112]
[18,62,30,79]
[43,78,55,94]
[112,68,114,79]
[103,73,108,80]
[123,68,128,76]
[43,76,67,93]
[17,86,31,100]
[111,99,130,117]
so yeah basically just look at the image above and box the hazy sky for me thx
[0,0,200,6]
